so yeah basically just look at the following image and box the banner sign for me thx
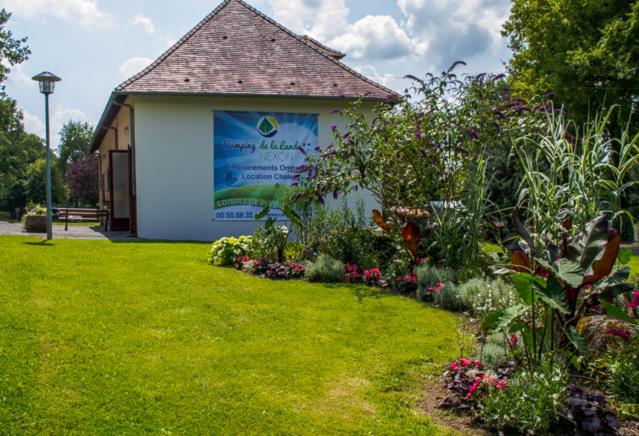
[213,111,318,221]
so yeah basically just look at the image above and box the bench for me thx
[55,208,109,231]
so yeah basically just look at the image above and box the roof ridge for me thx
[300,35,346,58]
[116,0,233,90]
[232,0,399,99]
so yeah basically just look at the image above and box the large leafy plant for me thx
[490,212,635,369]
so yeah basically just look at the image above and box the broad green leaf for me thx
[566,327,588,357]
[592,267,634,299]
[493,304,527,332]
[601,300,638,325]
[618,248,632,265]
[552,258,583,288]
[255,207,271,220]
[480,310,503,332]
[281,205,302,229]
[512,273,534,305]
[534,277,569,314]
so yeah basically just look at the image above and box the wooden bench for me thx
[55,208,109,231]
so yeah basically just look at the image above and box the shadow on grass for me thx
[23,241,54,247]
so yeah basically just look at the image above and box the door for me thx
[109,150,131,231]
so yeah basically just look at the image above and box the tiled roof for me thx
[117,0,398,100]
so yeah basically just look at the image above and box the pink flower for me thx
[450,362,459,371]
[629,289,639,309]
[495,380,507,390]
[473,360,482,368]
[460,358,471,367]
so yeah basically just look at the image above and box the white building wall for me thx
[134,95,378,241]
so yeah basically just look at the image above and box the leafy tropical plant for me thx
[490,212,635,369]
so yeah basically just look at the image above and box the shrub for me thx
[415,264,457,300]
[208,236,252,266]
[478,333,514,370]
[478,361,567,434]
[456,277,518,317]
[305,255,345,283]
[249,224,289,262]
[599,336,639,413]
[432,282,462,310]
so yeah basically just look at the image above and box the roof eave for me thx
[89,93,128,153]
[113,89,401,103]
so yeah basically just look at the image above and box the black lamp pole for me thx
[32,71,61,240]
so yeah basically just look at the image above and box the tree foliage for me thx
[58,120,94,170]
[0,9,30,87]
[66,154,99,206]
[504,0,639,124]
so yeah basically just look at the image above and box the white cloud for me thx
[269,0,411,63]
[330,15,412,61]
[269,0,349,41]
[6,64,35,89]
[22,110,45,138]
[131,14,155,34]
[118,57,152,78]
[1,0,113,30]
[396,0,511,70]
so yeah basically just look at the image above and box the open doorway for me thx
[109,150,132,231]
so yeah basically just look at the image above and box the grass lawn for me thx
[0,236,466,434]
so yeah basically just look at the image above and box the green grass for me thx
[0,236,466,434]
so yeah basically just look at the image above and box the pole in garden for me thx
[32,72,61,240]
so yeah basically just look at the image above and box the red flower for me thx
[509,334,518,347]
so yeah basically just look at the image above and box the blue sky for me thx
[0,0,511,148]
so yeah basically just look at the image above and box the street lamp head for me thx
[32,71,61,95]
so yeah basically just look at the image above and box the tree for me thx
[23,158,67,205]
[0,9,30,87]
[66,154,99,206]
[58,121,94,171]
[503,0,639,125]
[0,12,36,214]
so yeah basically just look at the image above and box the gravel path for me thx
[0,221,137,241]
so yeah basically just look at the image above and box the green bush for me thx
[479,333,512,369]
[433,283,463,311]
[305,254,345,283]
[456,277,518,317]
[478,361,567,434]
[208,236,252,266]
[249,224,289,263]
[415,264,457,299]
[600,337,639,415]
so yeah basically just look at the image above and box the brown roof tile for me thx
[117,0,398,100]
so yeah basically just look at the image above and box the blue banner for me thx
[213,111,318,221]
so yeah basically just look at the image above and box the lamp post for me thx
[32,71,61,240]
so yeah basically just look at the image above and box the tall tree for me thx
[503,0,639,124]
[0,9,30,87]
[58,121,94,170]
[0,8,39,213]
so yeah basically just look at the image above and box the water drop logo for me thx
[257,115,279,138]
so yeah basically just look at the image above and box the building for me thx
[89,0,398,241]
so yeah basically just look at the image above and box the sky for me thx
[0,0,512,149]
